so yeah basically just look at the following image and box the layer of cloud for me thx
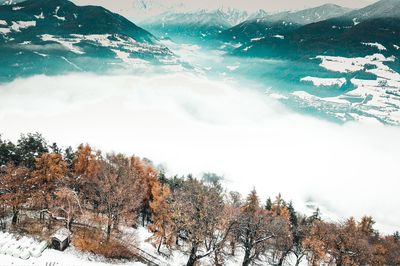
[0,73,398,233]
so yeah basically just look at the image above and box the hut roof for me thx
[51,228,71,242]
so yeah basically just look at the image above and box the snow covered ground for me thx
[0,247,146,266]
[0,230,145,266]
[0,232,47,260]
[300,76,346,87]
[293,53,400,124]
[0,20,36,34]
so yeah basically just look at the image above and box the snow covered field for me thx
[0,232,47,260]
[300,76,346,87]
[0,247,146,266]
[294,53,400,124]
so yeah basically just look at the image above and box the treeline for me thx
[0,133,399,266]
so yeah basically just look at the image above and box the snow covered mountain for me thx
[0,0,176,81]
[220,4,351,43]
[226,0,400,125]
[343,0,400,21]
[262,4,351,25]
[140,8,267,39]
[231,0,400,59]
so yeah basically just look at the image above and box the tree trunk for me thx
[106,220,112,240]
[294,254,303,266]
[11,209,19,225]
[230,241,236,256]
[277,250,289,266]
[186,244,198,266]
[157,239,162,254]
[242,248,251,266]
[67,217,73,230]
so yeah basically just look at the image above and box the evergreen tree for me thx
[0,136,18,166]
[49,142,62,154]
[310,208,321,222]
[157,168,168,185]
[63,146,75,170]
[288,201,298,228]
[265,197,272,211]
[394,231,400,242]
[16,133,48,168]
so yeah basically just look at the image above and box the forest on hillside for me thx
[0,133,399,266]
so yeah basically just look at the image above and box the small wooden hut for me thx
[50,228,71,251]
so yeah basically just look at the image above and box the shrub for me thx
[72,228,135,260]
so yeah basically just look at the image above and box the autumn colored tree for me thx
[382,234,400,265]
[30,153,68,224]
[268,195,293,266]
[329,218,372,266]
[148,181,174,253]
[0,164,30,225]
[51,187,82,230]
[233,190,277,266]
[303,219,334,265]
[128,156,158,226]
[88,154,148,239]
[171,179,230,266]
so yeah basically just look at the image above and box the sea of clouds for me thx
[0,72,399,233]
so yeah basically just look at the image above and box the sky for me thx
[72,0,378,20]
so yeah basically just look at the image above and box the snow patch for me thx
[10,21,36,32]
[41,34,84,54]
[361,42,387,51]
[0,27,11,34]
[301,76,346,87]
[111,49,149,66]
[273,34,284,39]
[54,6,66,21]
[250,37,265,42]
[34,12,45,19]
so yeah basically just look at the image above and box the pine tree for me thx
[0,136,18,166]
[16,133,48,169]
[265,197,272,211]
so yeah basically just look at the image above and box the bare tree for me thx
[233,190,275,266]
[0,164,30,226]
[50,187,82,230]
[171,179,232,266]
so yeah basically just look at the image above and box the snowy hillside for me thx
[219,4,350,43]
[140,8,267,39]
[0,0,178,81]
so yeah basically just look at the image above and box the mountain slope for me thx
[219,4,351,43]
[0,0,176,82]
[233,0,400,59]
[140,8,266,39]
[343,0,400,22]
[264,4,351,25]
